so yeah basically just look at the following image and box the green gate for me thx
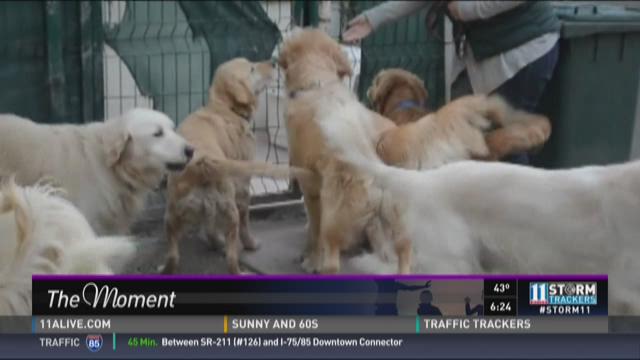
[0,1,103,123]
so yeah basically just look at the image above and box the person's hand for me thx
[343,15,373,43]
[464,296,471,303]
[447,1,462,21]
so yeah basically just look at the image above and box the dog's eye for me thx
[250,66,255,73]
[153,128,164,137]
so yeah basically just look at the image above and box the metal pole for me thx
[307,0,320,27]
[79,1,104,123]
[45,0,67,123]
[293,0,320,27]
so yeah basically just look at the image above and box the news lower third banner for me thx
[25,274,609,334]
[3,275,640,359]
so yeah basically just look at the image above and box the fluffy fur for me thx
[368,68,552,167]
[164,58,276,274]
[367,68,430,126]
[0,180,135,315]
[0,109,192,235]
[330,138,640,315]
[280,29,412,274]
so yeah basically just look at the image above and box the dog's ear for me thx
[409,74,429,106]
[278,27,306,71]
[367,71,388,111]
[331,45,352,79]
[368,71,397,113]
[0,179,30,245]
[105,128,132,167]
[224,76,256,116]
[277,50,289,71]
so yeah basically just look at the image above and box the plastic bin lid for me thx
[553,4,640,38]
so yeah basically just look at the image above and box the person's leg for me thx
[493,41,560,165]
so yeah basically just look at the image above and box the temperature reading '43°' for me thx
[493,283,511,293]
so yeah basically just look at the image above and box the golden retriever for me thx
[279,29,411,274]
[163,58,276,275]
[0,179,135,315]
[0,109,192,235]
[368,68,552,168]
[367,68,430,126]
[280,30,555,273]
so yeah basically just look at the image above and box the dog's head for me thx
[278,29,352,91]
[367,69,429,123]
[210,57,275,119]
[106,108,193,175]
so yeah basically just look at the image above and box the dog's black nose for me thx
[184,146,194,160]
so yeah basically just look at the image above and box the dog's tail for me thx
[192,157,315,182]
[0,178,35,316]
[64,236,136,275]
[337,146,417,201]
[451,94,550,129]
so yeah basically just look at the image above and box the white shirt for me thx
[452,32,559,94]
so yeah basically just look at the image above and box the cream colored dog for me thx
[0,109,193,235]
[163,58,275,275]
[0,179,135,315]
[367,69,551,169]
[330,135,640,314]
[279,29,411,274]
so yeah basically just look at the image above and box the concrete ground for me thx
[125,192,369,275]
[125,193,307,274]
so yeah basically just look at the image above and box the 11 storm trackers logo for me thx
[529,282,597,305]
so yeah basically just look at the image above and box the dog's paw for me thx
[319,264,339,275]
[377,249,392,263]
[526,123,551,147]
[301,256,321,273]
[159,260,177,275]
[242,235,261,251]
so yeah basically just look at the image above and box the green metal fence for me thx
[0,0,446,201]
[0,1,103,124]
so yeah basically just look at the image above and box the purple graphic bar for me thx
[32,274,609,281]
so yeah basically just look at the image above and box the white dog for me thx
[324,119,640,314]
[0,179,136,315]
[0,108,193,235]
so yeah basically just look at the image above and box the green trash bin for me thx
[534,4,640,168]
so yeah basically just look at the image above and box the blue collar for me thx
[392,99,424,113]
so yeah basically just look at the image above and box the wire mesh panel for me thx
[98,1,370,203]
[101,1,290,200]
[252,1,360,202]
[250,1,295,202]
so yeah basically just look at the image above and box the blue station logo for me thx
[530,282,597,305]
